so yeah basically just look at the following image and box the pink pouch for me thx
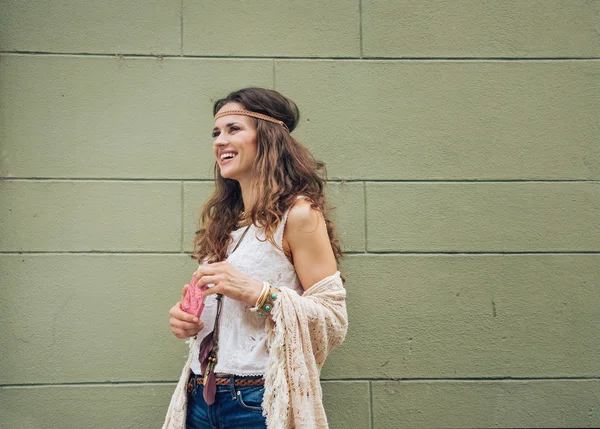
[180,274,208,318]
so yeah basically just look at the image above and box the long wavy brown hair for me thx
[192,87,343,266]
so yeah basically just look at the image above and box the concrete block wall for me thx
[1,1,599,427]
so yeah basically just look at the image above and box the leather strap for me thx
[199,225,252,404]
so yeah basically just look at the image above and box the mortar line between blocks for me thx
[180,181,185,252]
[3,376,600,388]
[363,181,368,253]
[369,380,374,429]
[2,52,600,61]
[359,0,363,58]
[180,0,184,55]
[3,177,598,184]
[2,251,600,255]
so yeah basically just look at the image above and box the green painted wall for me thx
[1,1,599,428]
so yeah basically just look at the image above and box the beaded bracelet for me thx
[250,281,279,317]
[250,282,269,313]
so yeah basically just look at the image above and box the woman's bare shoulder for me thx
[284,198,337,288]
[285,198,323,234]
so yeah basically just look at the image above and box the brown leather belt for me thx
[187,373,264,393]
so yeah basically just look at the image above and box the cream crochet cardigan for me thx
[162,271,348,429]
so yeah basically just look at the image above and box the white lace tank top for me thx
[190,199,305,376]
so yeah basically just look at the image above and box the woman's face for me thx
[212,102,258,183]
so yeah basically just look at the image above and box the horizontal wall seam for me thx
[323,376,600,381]
[3,376,599,388]
[351,251,600,255]
[1,251,599,255]
[0,251,189,255]
[2,178,599,184]
[1,51,600,62]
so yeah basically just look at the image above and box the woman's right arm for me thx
[168,284,204,339]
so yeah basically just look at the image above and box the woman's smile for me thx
[218,150,238,165]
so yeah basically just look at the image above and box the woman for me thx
[163,88,348,429]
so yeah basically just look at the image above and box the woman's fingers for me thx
[195,263,220,278]
[197,275,219,288]
[170,317,204,332]
[170,302,199,323]
[169,308,203,327]
[169,308,204,338]
[202,283,222,296]
[169,283,207,339]
[172,326,202,339]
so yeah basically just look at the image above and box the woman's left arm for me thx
[271,199,347,362]
[282,199,338,290]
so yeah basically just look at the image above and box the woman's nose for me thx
[213,132,228,146]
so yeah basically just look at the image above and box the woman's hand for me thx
[169,284,204,339]
[195,261,263,305]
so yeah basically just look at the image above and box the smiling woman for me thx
[163,88,348,429]
[211,103,259,183]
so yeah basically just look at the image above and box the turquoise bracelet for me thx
[252,281,279,317]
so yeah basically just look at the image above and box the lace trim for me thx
[215,369,265,377]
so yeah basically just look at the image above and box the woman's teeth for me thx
[220,153,236,161]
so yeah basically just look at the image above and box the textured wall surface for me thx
[1,1,599,428]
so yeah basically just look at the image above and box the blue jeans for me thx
[186,374,267,429]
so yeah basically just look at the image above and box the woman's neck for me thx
[238,177,257,213]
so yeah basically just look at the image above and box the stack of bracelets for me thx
[251,281,279,317]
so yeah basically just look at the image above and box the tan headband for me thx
[214,109,290,133]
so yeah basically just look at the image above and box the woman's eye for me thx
[211,131,220,138]
[229,126,240,132]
